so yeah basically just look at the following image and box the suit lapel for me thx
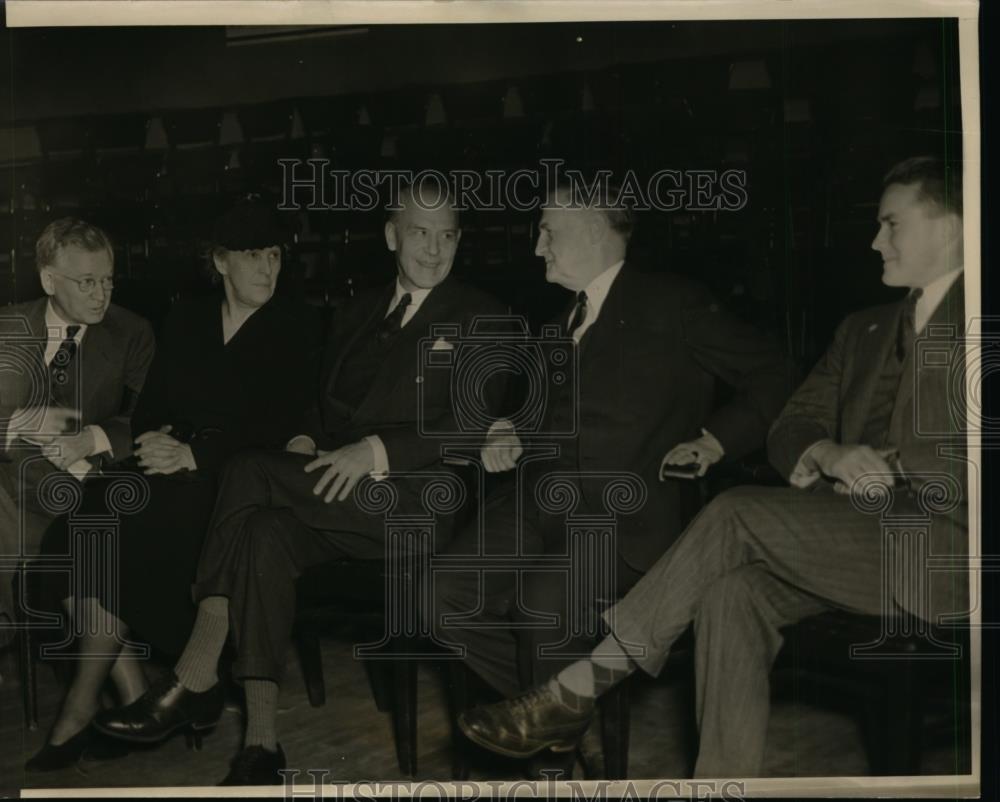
[842,300,901,440]
[12,300,49,407]
[350,281,454,418]
[324,284,394,397]
[895,275,965,414]
[576,263,630,361]
[75,317,115,416]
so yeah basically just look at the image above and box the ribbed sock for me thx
[174,596,229,693]
[243,679,279,751]
[547,635,635,713]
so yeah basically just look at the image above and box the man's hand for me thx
[17,405,81,445]
[41,429,95,471]
[304,440,375,502]
[807,442,895,495]
[286,435,317,456]
[661,432,724,478]
[134,426,197,475]
[481,426,523,473]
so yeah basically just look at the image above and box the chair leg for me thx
[883,663,923,774]
[365,660,393,713]
[18,625,38,731]
[294,627,326,708]
[599,681,630,780]
[446,661,472,780]
[391,657,417,777]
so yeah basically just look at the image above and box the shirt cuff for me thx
[699,428,725,457]
[286,434,317,454]
[86,425,112,457]
[487,419,515,437]
[365,435,390,480]
[789,439,830,489]
[4,407,32,449]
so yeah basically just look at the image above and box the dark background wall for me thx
[0,18,963,368]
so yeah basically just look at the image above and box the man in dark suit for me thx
[458,157,969,778]
[94,180,506,785]
[427,178,794,715]
[0,217,154,639]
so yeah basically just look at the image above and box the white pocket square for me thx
[431,337,454,351]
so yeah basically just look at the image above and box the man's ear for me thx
[38,268,56,296]
[586,211,606,244]
[384,221,399,252]
[212,252,228,276]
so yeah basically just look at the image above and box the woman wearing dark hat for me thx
[27,197,322,772]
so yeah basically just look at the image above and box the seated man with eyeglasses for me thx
[0,217,155,643]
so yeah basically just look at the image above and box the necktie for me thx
[566,291,589,339]
[895,288,922,362]
[49,325,81,390]
[377,292,412,342]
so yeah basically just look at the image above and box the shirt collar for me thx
[390,280,432,314]
[45,299,88,340]
[579,260,625,317]
[914,268,962,333]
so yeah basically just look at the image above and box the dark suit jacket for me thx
[305,277,508,475]
[0,296,154,626]
[768,277,968,619]
[530,265,796,571]
[0,297,154,462]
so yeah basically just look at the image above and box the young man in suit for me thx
[427,178,794,736]
[458,157,969,778]
[0,218,154,642]
[94,180,507,784]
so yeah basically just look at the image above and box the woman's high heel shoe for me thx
[93,672,223,744]
[24,725,129,772]
[24,727,94,772]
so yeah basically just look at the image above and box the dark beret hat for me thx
[212,196,289,251]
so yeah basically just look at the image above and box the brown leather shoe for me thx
[458,684,594,759]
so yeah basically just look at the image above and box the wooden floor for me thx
[0,630,969,793]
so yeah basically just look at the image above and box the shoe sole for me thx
[458,718,578,760]
[92,717,218,745]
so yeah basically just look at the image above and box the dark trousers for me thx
[427,490,644,699]
[603,483,940,778]
[191,450,408,682]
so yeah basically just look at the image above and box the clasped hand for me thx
[304,440,375,503]
[481,426,523,473]
[807,441,896,496]
[134,425,197,475]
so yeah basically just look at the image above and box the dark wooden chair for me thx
[775,610,971,775]
[293,558,422,776]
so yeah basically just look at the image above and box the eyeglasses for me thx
[48,272,115,294]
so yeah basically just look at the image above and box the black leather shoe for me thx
[25,727,94,772]
[93,672,223,744]
[459,684,594,759]
[219,744,287,786]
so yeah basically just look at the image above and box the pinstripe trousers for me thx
[605,483,898,778]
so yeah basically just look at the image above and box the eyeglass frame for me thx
[46,270,115,295]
